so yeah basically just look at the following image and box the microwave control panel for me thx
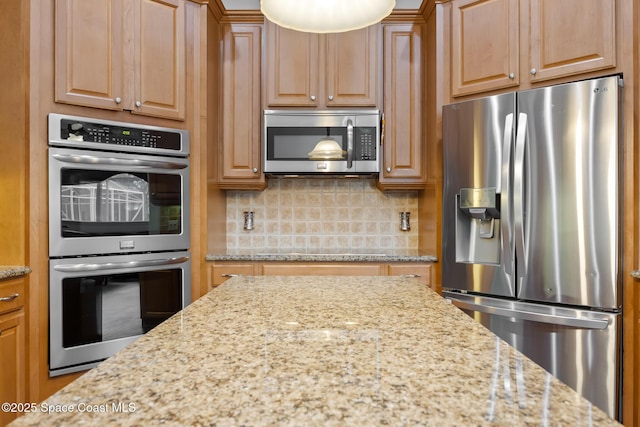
[356,127,377,160]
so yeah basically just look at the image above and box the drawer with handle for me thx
[0,278,25,315]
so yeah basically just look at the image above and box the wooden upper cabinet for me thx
[451,0,519,97]
[134,0,185,120]
[55,0,186,120]
[265,20,379,108]
[218,23,265,190]
[265,22,319,107]
[450,0,616,97]
[55,0,124,110]
[378,23,425,190]
[528,0,616,83]
[324,26,379,107]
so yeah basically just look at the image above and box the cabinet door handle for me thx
[115,97,122,104]
[328,95,334,101]
[252,167,258,173]
[530,68,537,76]
[221,273,239,278]
[386,166,391,173]
[0,293,19,302]
[310,95,316,101]
[135,101,142,107]
[508,73,515,80]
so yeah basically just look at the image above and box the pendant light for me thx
[261,0,396,34]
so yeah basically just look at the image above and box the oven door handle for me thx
[51,153,188,170]
[53,256,190,272]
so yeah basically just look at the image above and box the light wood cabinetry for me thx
[209,263,255,290]
[450,0,616,97]
[0,277,26,426]
[208,261,436,293]
[55,0,186,120]
[378,22,426,190]
[260,263,384,276]
[265,20,380,108]
[387,263,435,291]
[218,23,265,190]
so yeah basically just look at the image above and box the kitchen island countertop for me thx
[11,276,619,426]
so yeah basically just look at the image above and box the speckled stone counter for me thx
[0,266,31,280]
[206,249,437,263]
[11,276,619,426]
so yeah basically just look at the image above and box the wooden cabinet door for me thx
[133,0,185,120]
[55,0,186,120]
[324,25,379,107]
[378,23,426,190]
[527,0,616,83]
[219,23,265,189]
[261,263,384,276]
[450,0,519,96]
[210,263,255,289]
[0,311,25,426]
[265,20,320,107]
[55,0,125,110]
[387,263,435,291]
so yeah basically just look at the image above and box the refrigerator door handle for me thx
[501,113,514,275]
[513,113,528,279]
[448,297,610,330]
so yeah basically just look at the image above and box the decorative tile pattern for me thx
[226,178,419,252]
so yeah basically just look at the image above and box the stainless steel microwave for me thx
[263,109,381,175]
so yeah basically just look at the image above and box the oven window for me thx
[61,269,183,348]
[58,168,182,237]
[267,127,347,160]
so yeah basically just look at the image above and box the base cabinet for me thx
[0,278,26,426]
[208,261,435,292]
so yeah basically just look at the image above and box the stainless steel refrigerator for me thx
[441,75,622,420]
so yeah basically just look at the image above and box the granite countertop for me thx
[0,266,31,280]
[206,249,437,263]
[11,275,619,426]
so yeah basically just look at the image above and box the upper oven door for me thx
[48,147,190,257]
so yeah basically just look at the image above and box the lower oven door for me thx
[49,251,191,376]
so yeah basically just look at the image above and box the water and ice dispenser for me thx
[455,188,501,265]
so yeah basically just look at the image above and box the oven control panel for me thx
[60,119,181,150]
[48,113,190,157]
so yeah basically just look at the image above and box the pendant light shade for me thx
[261,0,396,33]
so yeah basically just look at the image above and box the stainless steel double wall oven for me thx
[48,114,191,376]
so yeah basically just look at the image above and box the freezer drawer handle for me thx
[449,298,610,330]
[53,256,190,273]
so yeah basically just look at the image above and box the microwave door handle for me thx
[346,119,354,168]
[53,256,190,273]
[51,153,187,170]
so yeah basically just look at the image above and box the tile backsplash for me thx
[226,178,419,252]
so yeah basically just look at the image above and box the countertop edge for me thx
[0,266,32,280]
[206,253,438,263]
